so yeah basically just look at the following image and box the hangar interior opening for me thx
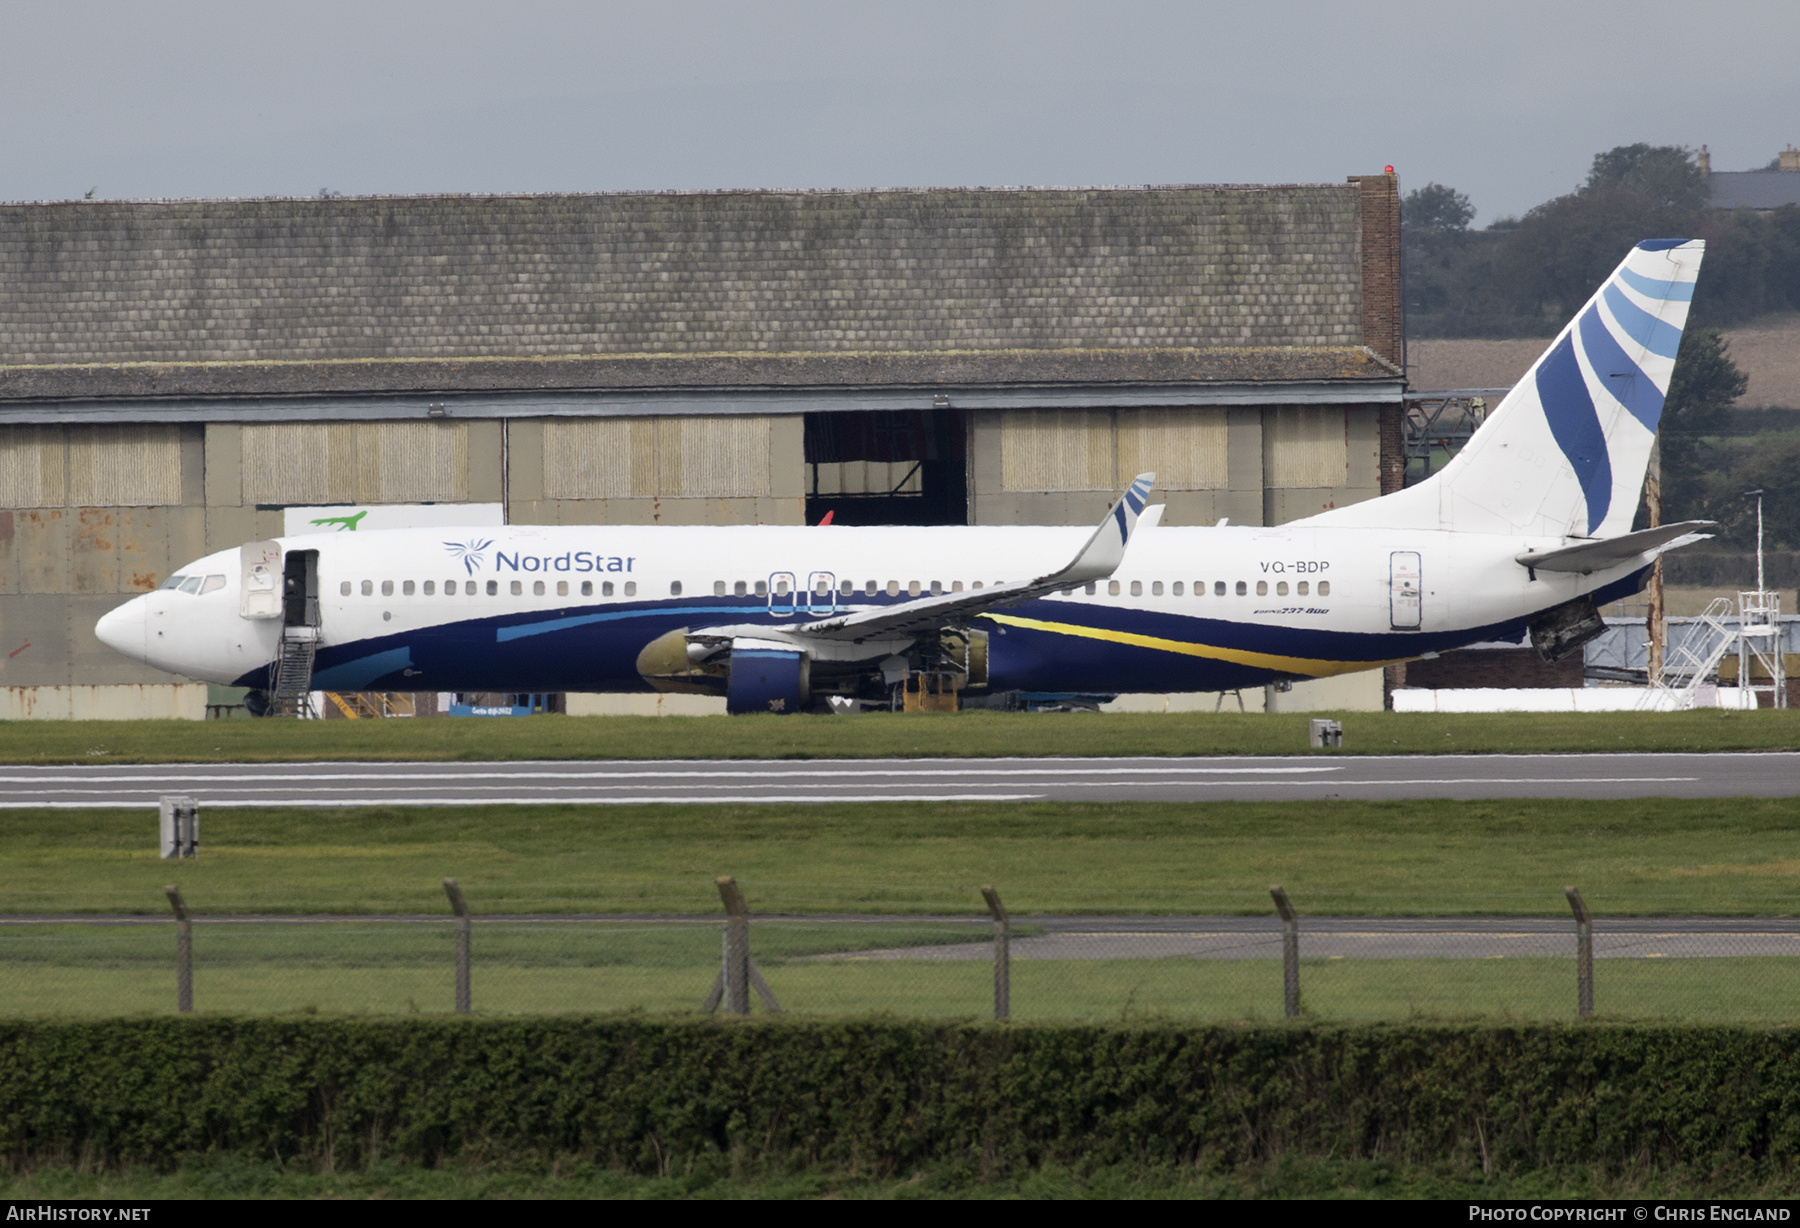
[803,409,968,526]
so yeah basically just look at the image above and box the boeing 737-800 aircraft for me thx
[95,240,1711,714]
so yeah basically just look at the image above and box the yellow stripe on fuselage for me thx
[981,612,1404,678]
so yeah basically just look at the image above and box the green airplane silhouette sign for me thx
[308,510,369,532]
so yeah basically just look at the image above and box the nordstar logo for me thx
[444,538,494,574]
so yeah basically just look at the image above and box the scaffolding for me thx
[1401,389,1506,487]
[1650,592,1786,710]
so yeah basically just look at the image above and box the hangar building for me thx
[0,176,1404,718]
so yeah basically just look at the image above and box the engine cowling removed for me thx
[636,628,811,713]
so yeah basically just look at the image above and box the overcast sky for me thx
[5,1,1796,224]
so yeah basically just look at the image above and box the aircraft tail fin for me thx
[1304,239,1704,538]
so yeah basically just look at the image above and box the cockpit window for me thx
[160,575,187,590]
[198,575,226,595]
[177,576,204,595]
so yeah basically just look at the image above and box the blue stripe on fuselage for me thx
[236,568,1651,695]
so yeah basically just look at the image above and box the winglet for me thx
[1040,473,1155,587]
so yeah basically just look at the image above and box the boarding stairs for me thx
[325,692,416,719]
[1654,597,1738,707]
[268,625,318,718]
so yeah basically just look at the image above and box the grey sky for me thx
[5,1,1796,224]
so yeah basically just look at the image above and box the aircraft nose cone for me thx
[95,597,148,661]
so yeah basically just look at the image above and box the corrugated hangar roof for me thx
[0,185,1398,402]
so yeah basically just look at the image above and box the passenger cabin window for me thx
[381,580,394,597]
[1172,582,1184,596]
[510,580,522,596]
[714,581,726,597]
[1108,581,1120,596]
[581,581,593,596]
[952,581,964,592]
[1130,581,1142,597]
[1084,582,1095,595]
[1152,581,1163,596]
[1318,581,1331,596]
[1217,582,1228,596]
[886,581,899,596]
[1235,581,1247,596]
[841,580,854,596]
[600,581,612,596]
[1297,581,1308,595]
[737,581,750,597]
[1276,581,1288,596]
[403,580,415,596]
[424,581,436,595]
[199,575,226,595]
[865,581,877,595]
[1256,581,1268,596]
[556,580,568,597]
[486,580,498,596]
[340,581,352,596]
[754,581,767,597]
[908,581,921,596]
[534,581,546,596]
[624,582,637,596]
[670,581,682,596]
[973,581,984,590]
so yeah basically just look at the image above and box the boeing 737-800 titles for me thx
[96,240,1712,714]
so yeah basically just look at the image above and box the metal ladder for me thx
[1655,597,1738,706]
[268,626,319,718]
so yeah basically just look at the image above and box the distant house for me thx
[1703,144,1800,210]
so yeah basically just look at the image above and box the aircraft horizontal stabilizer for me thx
[1516,520,1714,574]
[794,473,1157,642]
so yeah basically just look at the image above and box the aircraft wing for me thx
[793,473,1157,642]
[1517,521,1714,574]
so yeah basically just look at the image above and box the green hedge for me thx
[5,1019,1800,1179]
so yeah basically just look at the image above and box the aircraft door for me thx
[1389,551,1422,630]
[240,541,282,619]
[283,550,319,628]
[805,571,837,616]
[767,572,797,617]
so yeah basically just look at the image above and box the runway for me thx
[0,751,1796,807]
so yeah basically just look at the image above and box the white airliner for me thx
[96,240,1711,714]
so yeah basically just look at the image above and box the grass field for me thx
[4,707,1800,763]
[7,797,1800,917]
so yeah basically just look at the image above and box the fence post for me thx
[444,878,471,1014]
[164,885,192,1013]
[1565,886,1593,1018]
[1271,885,1299,1018]
[981,886,1010,1020]
[718,877,751,1015]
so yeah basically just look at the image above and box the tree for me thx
[1659,327,1749,530]
[1402,183,1475,233]
[1586,143,1708,213]
[1495,145,1706,326]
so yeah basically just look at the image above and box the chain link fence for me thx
[7,876,1800,1022]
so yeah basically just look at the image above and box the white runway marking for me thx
[0,793,1044,809]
